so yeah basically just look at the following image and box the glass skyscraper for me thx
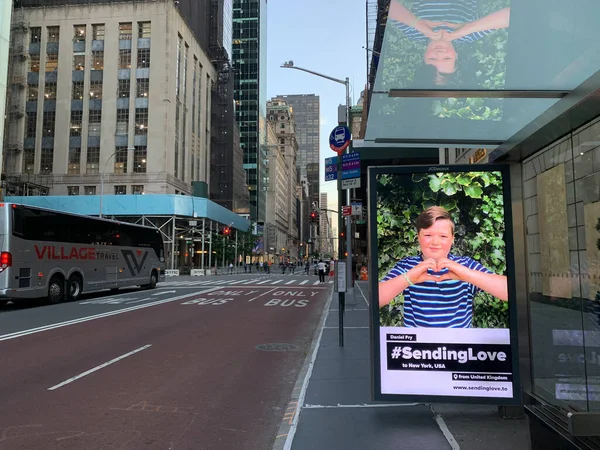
[232,0,267,222]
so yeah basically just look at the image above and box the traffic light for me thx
[340,231,345,238]
[223,227,231,236]
[309,211,318,222]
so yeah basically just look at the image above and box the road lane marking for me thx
[48,345,152,391]
[270,280,283,285]
[125,297,152,305]
[151,290,176,296]
[313,281,320,285]
[255,280,271,285]
[284,280,295,285]
[300,280,308,285]
[247,288,278,303]
[0,288,221,343]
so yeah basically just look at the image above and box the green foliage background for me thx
[377,171,509,328]
[376,0,510,120]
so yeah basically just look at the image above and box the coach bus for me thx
[0,203,166,306]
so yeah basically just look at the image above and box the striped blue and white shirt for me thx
[391,0,494,43]
[381,254,492,328]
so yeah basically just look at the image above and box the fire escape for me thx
[2,7,50,196]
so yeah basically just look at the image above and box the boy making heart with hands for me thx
[378,206,507,328]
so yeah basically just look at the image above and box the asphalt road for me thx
[0,274,331,450]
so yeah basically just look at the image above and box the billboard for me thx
[368,164,520,403]
[366,0,600,143]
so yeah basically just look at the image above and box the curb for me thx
[270,285,335,450]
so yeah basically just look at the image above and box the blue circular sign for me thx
[329,126,351,153]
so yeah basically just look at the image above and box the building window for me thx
[114,147,128,174]
[30,54,40,72]
[88,110,101,136]
[134,146,147,173]
[91,51,104,70]
[70,110,82,136]
[42,111,56,137]
[119,23,132,40]
[45,53,58,72]
[68,148,81,174]
[138,22,151,39]
[137,48,150,68]
[135,108,148,135]
[40,149,53,174]
[25,112,37,138]
[117,79,130,98]
[86,147,99,174]
[136,78,149,98]
[27,84,38,101]
[73,25,86,42]
[44,82,56,100]
[84,186,96,195]
[116,108,129,135]
[30,27,41,43]
[90,80,102,99]
[119,49,131,69]
[114,185,127,195]
[47,26,59,43]
[73,52,85,71]
[279,138,285,144]
[92,24,105,40]
[22,149,35,174]
[132,185,144,195]
[68,186,80,195]
[72,80,84,100]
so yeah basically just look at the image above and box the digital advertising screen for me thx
[365,0,600,143]
[368,164,520,404]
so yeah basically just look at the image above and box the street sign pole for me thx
[336,148,345,347]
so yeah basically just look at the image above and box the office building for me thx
[3,0,216,197]
[279,94,319,244]
[232,0,268,223]
[266,97,299,262]
[208,0,248,215]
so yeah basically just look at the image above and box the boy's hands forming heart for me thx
[406,258,467,284]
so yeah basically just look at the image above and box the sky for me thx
[266,0,368,215]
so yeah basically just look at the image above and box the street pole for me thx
[281,62,353,347]
[201,218,205,271]
[99,147,134,218]
[235,229,238,269]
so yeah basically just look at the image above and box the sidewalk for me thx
[272,280,531,450]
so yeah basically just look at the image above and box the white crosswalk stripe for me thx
[159,277,326,287]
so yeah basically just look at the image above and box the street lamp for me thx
[99,146,135,218]
[281,60,353,295]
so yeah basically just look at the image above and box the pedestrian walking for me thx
[318,259,326,283]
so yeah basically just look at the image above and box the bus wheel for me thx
[47,276,64,304]
[144,271,158,290]
[67,275,83,302]
[0,300,7,307]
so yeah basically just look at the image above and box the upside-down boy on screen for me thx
[378,206,507,328]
